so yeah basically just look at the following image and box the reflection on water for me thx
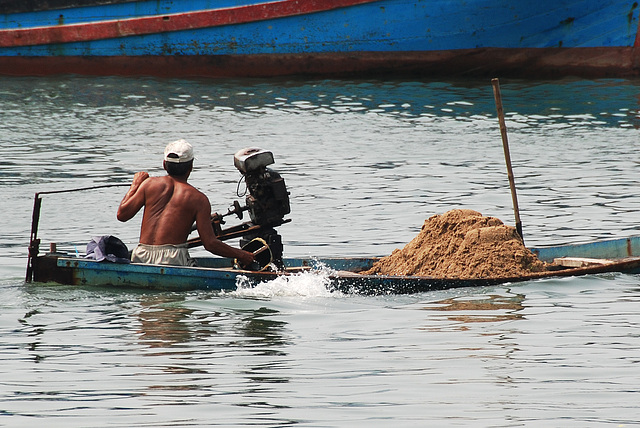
[422,292,526,323]
[134,294,292,397]
[137,295,196,348]
[3,275,640,426]
[17,308,45,364]
[136,295,290,354]
[236,307,289,356]
[3,77,638,125]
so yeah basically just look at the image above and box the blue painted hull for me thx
[31,236,640,295]
[1,0,639,77]
[532,236,640,262]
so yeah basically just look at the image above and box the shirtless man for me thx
[117,139,254,267]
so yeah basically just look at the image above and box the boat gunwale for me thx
[44,251,640,284]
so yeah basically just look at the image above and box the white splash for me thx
[232,266,342,299]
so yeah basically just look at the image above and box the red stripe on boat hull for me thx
[0,0,380,47]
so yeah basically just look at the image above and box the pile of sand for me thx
[363,209,547,279]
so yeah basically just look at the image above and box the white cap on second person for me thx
[164,139,194,163]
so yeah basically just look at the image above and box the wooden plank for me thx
[553,257,616,268]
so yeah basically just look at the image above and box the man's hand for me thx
[117,171,150,222]
[236,250,255,268]
[132,171,149,187]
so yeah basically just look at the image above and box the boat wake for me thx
[232,266,342,299]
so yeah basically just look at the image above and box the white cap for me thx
[164,139,194,163]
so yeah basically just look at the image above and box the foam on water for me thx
[231,266,343,299]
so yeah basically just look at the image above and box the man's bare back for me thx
[117,173,205,245]
[117,141,253,267]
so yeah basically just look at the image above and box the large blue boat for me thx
[0,0,639,78]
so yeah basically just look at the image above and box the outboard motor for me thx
[233,147,290,268]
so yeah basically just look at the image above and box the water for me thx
[1,76,640,426]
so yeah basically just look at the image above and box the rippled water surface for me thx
[1,76,639,426]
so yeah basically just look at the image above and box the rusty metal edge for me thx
[0,48,638,79]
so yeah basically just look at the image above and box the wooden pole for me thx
[25,193,42,282]
[491,78,524,243]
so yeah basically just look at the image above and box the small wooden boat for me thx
[25,180,640,295]
[27,237,640,295]
[0,0,639,78]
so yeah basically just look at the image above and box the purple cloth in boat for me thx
[85,235,130,263]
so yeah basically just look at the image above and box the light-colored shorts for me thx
[131,243,196,267]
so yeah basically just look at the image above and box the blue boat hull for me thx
[30,236,640,295]
[532,236,640,262]
[1,0,639,77]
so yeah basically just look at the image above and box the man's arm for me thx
[195,194,255,266]
[117,171,149,222]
